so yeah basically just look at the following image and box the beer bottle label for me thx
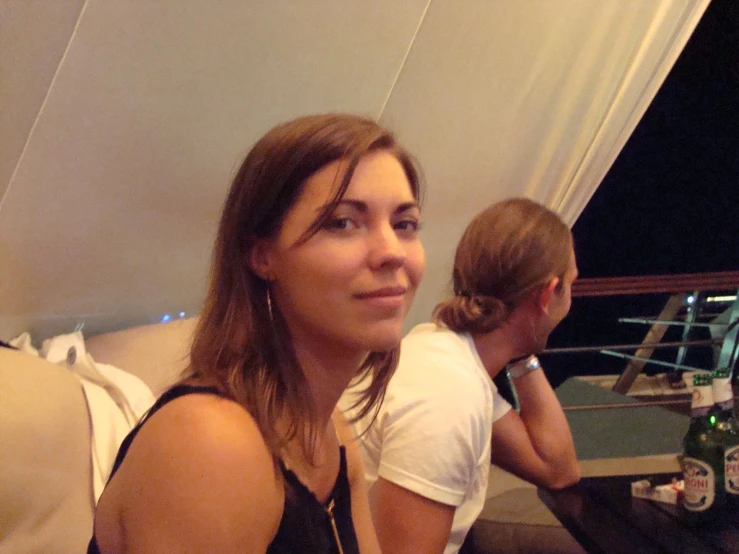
[683,457,716,511]
[691,385,713,410]
[725,445,739,495]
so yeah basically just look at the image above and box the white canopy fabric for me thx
[392,0,710,327]
[0,0,709,339]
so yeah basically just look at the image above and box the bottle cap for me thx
[713,367,732,380]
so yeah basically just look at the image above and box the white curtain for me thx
[0,0,711,338]
[383,0,711,327]
[549,1,711,224]
[381,0,710,225]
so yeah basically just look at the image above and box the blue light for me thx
[687,295,695,304]
[161,314,171,323]
[179,311,186,318]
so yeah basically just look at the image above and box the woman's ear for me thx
[248,238,274,281]
[538,277,560,315]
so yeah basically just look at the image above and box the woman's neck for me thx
[292,337,367,429]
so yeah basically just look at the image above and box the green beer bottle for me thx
[712,367,739,508]
[682,373,725,521]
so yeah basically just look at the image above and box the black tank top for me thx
[87,385,360,554]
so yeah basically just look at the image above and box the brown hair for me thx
[433,198,571,335]
[188,114,422,461]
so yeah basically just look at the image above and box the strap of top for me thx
[112,384,346,509]
[144,384,221,420]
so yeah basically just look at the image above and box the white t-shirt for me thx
[340,323,512,554]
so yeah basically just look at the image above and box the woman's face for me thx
[253,150,425,356]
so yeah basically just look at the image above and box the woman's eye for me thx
[394,219,421,233]
[324,217,357,231]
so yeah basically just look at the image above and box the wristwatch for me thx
[507,355,541,378]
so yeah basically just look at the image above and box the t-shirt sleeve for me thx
[374,367,490,507]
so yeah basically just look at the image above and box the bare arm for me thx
[94,395,283,553]
[369,477,454,554]
[490,368,580,489]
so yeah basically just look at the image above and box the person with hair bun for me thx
[342,198,580,554]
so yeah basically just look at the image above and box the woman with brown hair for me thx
[88,113,426,553]
[342,198,580,554]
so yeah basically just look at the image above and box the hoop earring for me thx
[267,288,274,322]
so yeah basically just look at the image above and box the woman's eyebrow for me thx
[333,199,367,213]
[315,199,420,215]
[395,201,420,214]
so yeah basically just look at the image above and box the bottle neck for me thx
[716,399,734,414]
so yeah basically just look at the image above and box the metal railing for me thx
[544,271,739,394]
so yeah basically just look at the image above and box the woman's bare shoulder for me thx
[98,393,284,553]
[133,392,275,465]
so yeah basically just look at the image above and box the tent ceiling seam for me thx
[376,0,433,121]
[0,0,91,215]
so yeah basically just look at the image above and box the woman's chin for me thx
[341,322,402,353]
[363,326,405,352]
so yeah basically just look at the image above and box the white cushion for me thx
[0,348,93,554]
[86,317,198,395]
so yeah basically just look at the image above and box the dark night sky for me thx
[544,0,739,386]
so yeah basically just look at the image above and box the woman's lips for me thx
[355,286,407,309]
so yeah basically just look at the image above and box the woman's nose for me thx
[368,225,405,270]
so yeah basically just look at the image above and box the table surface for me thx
[538,473,739,554]
[554,378,689,461]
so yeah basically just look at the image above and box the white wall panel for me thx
[0,0,427,338]
[0,0,85,203]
